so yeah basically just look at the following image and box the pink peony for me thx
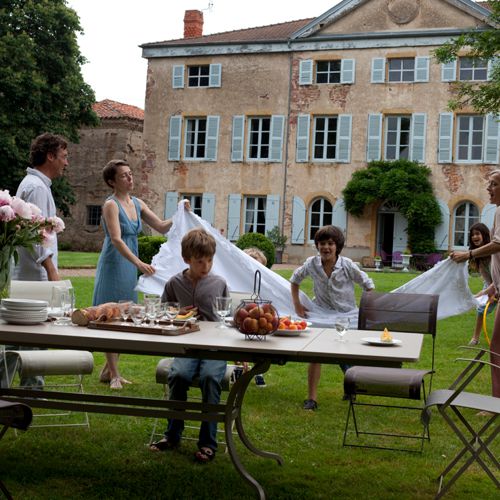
[0,189,12,207]
[0,205,16,222]
[27,203,42,218]
[47,216,65,233]
[41,228,57,247]
[10,197,32,219]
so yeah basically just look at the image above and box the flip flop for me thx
[109,377,123,390]
[150,437,179,452]
[194,447,216,463]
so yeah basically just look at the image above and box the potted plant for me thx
[266,226,287,264]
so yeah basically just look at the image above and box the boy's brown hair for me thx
[314,225,345,256]
[181,228,216,260]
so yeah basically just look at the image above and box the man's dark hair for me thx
[30,133,68,167]
[314,225,345,256]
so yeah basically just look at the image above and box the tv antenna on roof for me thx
[203,1,214,12]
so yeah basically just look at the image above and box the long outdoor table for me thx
[0,321,424,499]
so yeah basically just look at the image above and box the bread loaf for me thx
[72,302,121,326]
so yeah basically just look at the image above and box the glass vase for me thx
[0,247,13,299]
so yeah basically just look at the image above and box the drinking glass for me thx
[130,305,145,326]
[163,301,180,330]
[215,296,232,329]
[144,294,161,325]
[118,300,132,322]
[334,317,350,342]
[51,286,73,326]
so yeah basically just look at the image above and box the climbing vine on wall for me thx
[342,160,442,254]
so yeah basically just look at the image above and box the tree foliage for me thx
[0,0,99,215]
[236,233,275,268]
[343,160,442,254]
[434,0,500,113]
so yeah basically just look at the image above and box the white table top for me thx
[0,321,424,366]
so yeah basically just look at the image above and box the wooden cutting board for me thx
[87,320,200,336]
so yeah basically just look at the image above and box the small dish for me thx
[273,328,310,337]
[362,337,402,346]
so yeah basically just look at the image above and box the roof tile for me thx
[93,99,144,121]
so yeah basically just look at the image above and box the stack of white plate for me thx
[0,298,49,325]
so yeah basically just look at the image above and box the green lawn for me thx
[1,270,497,499]
[58,251,100,268]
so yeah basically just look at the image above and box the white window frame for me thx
[388,58,415,83]
[187,65,210,87]
[384,115,411,160]
[247,117,271,161]
[244,196,267,234]
[458,57,488,81]
[315,60,341,84]
[181,193,202,217]
[184,117,207,160]
[452,201,480,249]
[456,115,485,163]
[313,116,339,161]
[308,198,333,242]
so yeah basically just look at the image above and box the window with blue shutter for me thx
[164,192,179,221]
[337,114,352,163]
[296,114,310,163]
[269,115,285,162]
[366,114,382,161]
[205,116,220,161]
[201,193,215,225]
[265,195,280,235]
[291,196,306,244]
[371,58,385,83]
[484,114,500,164]
[481,203,497,230]
[168,116,182,161]
[411,113,427,162]
[227,194,241,241]
[340,59,355,84]
[435,199,450,250]
[172,65,185,88]
[299,59,313,85]
[332,199,347,234]
[231,116,245,162]
[441,60,456,82]
[209,63,222,87]
[415,57,430,82]
[438,113,454,163]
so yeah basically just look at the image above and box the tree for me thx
[0,0,99,215]
[342,160,442,254]
[434,0,500,113]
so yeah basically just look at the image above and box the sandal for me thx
[109,377,123,390]
[194,447,216,463]
[303,399,318,410]
[468,338,479,346]
[149,437,179,452]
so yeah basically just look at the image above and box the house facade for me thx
[140,0,497,263]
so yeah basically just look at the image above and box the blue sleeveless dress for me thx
[92,196,142,305]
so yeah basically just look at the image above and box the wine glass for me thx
[51,287,73,326]
[334,317,350,342]
[163,301,180,330]
[130,304,145,326]
[118,300,132,322]
[215,296,232,329]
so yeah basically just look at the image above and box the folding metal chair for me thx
[343,291,439,452]
[0,399,32,499]
[422,346,499,499]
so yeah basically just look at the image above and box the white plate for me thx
[1,298,49,308]
[1,317,46,325]
[0,311,48,321]
[362,337,402,346]
[273,327,310,337]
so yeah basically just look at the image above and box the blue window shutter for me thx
[231,115,245,162]
[172,65,184,88]
[366,113,382,161]
[265,195,280,235]
[299,59,313,85]
[411,113,427,162]
[269,115,285,162]
[168,116,182,161]
[438,113,454,163]
[209,63,222,87]
[415,56,430,82]
[441,61,456,82]
[484,114,500,164]
[291,196,306,244]
[332,198,347,234]
[227,194,241,241]
[296,114,310,163]
[164,192,179,220]
[435,198,450,250]
[341,59,355,84]
[205,115,220,161]
[337,114,352,163]
[201,193,215,224]
[371,58,385,83]
[481,203,497,230]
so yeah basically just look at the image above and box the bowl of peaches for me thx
[273,317,312,337]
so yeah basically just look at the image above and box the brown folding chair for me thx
[343,291,439,452]
[422,346,499,499]
[0,399,32,499]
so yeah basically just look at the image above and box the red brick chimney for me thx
[184,10,204,38]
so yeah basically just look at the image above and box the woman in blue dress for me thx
[93,159,189,389]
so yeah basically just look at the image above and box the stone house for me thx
[140,0,497,264]
[61,99,144,251]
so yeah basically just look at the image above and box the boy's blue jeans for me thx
[166,357,227,451]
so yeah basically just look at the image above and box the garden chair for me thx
[0,399,32,499]
[422,346,499,499]
[343,290,439,452]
